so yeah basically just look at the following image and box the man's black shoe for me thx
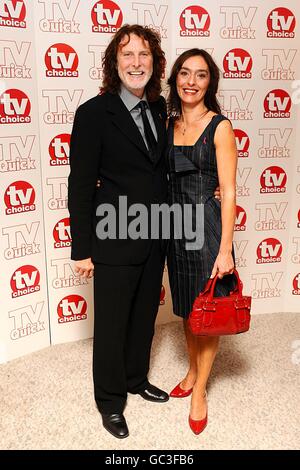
[138,383,169,403]
[101,413,129,439]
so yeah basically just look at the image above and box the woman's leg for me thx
[179,319,198,390]
[190,336,220,419]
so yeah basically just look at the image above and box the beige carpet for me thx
[0,313,299,450]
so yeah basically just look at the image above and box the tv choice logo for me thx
[234,206,247,231]
[53,218,71,249]
[57,294,88,324]
[256,238,282,264]
[0,89,31,124]
[45,43,79,77]
[264,89,291,119]
[267,7,296,38]
[49,134,70,166]
[234,129,249,158]
[292,273,300,295]
[4,180,36,215]
[219,6,256,40]
[261,49,297,81]
[10,265,40,298]
[160,285,165,305]
[91,0,123,33]
[223,49,252,79]
[260,166,287,194]
[0,0,26,28]
[179,5,210,37]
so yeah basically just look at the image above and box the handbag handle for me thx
[206,268,243,302]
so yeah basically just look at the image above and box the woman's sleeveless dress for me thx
[167,114,236,318]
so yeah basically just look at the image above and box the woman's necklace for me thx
[180,109,209,135]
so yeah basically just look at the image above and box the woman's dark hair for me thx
[167,48,221,117]
[101,24,166,102]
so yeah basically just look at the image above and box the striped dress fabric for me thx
[167,114,236,319]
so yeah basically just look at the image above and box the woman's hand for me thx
[210,251,234,279]
[75,258,94,278]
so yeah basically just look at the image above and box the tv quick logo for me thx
[256,238,282,264]
[260,166,287,194]
[292,273,300,295]
[234,129,249,157]
[91,0,123,33]
[255,202,288,231]
[262,49,296,81]
[10,265,40,298]
[264,89,291,118]
[234,205,247,231]
[51,258,89,289]
[236,167,251,197]
[220,6,256,39]
[160,285,165,305]
[53,217,71,248]
[4,181,36,215]
[233,240,248,268]
[258,128,292,159]
[42,89,82,125]
[179,5,210,37]
[47,177,68,210]
[89,44,106,80]
[223,49,252,79]
[0,0,26,28]
[0,40,31,79]
[38,0,80,33]
[9,301,46,340]
[0,89,31,124]
[292,237,300,264]
[2,222,40,260]
[219,89,254,120]
[267,7,296,38]
[0,135,36,173]
[251,272,283,299]
[57,294,87,323]
[132,2,168,39]
[45,43,78,78]
[49,133,70,166]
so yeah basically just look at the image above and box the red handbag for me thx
[188,269,251,336]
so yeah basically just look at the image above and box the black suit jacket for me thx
[68,91,168,265]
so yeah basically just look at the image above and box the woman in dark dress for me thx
[166,49,237,434]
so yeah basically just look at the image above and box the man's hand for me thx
[214,186,221,201]
[75,258,94,278]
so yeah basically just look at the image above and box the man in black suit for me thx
[68,24,168,439]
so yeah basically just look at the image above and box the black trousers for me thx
[93,242,165,414]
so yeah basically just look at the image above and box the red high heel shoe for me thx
[189,392,208,435]
[170,382,193,398]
